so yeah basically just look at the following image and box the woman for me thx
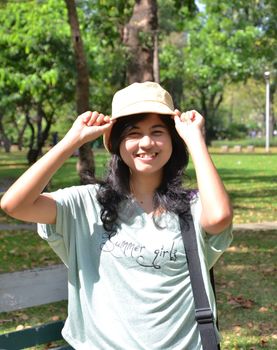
[1,81,233,349]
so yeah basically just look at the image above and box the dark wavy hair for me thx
[96,113,191,234]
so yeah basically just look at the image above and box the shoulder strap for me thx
[179,213,219,350]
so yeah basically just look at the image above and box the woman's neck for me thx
[129,173,162,213]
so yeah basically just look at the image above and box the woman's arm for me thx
[174,110,233,235]
[0,111,113,225]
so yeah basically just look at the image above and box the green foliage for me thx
[0,0,76,149]
[216,122,248,139]
[0,0,75,98]
[0,0,276,148]
[77,0,134,113]
[159,0,276,141]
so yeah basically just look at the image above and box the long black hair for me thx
[96,113,191,234]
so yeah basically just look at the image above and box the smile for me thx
[136,153,158,159]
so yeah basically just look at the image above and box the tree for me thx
[123,0,158,83]
[0,0,75,162]
[65,0,95,184]
[159,0,276,143]
[0,113,11,152]
[158,0,198,106]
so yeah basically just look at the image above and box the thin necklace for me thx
[130,182,144,204]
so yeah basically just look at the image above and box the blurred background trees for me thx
[0,0,276,179]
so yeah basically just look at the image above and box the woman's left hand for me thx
[173,109,205,144]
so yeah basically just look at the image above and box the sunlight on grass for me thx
[211,153,277,223]
[0,300,68,348]
[216,230,276,349]
[0,229,276,349]
[1,149,277,224]
[1,145,276,348]
[221,332,276,350]
[0,230,61,273]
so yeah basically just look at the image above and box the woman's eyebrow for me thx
[125,125,140,132]
[130,124,167,130]
[151,124,167,129]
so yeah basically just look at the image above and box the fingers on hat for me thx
[85,111,110,126]
[84,111,99,126]
[81,111,93,122]
[180,112,190,122]
[180,110,197,122]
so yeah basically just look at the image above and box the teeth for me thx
[138,153,156,158]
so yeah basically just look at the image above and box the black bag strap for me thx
[209,267,220,332]
[179,213,219,350]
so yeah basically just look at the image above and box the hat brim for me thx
[103,102,175,152]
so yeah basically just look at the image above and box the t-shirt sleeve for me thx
[37,185,100,266]
[190,193,233,269]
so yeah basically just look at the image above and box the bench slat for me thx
[0,265,68,312]
[0,320,72,349]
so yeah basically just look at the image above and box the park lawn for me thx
[216,229,276,349]
[1,148,277,224]
[210,153,277,223]
[0,229,276,349]
[0,230,60,273]
[0,149,276,349]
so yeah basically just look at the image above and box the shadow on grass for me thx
[215,231,277,349]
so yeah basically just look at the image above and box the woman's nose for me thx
[139,134,154,148]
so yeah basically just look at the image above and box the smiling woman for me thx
[99,109,189,221]
[119,114,173,177]
[1,81,233,350]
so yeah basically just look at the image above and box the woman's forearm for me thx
[0,133,80,222]
[0,111,113,223]
[187,131,233,234]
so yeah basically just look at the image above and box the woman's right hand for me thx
[66,111,114,147]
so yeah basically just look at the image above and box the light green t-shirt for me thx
[38,184,233,350]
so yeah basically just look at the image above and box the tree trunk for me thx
[12,116,27,151]
[153,29,160,83]
[270,81,276,137]
[26,107,53,165]
[65,0,95,184]
[0,115,11,153]
[123,0,158,84]
[26,112,36,164]
[199,89,224,145]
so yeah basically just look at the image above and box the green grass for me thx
[1,149,277,224]
[210,153,277,223]
[212,137,277,148]
[0,230,276,349]
[0,149,276,348]
[0,301,68,349]
[216,230,277,349]
[0,230,60,273]
[50,151,109,189]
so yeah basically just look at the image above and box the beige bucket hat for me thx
[104,81,175,151]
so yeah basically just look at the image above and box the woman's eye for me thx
[152,130,163,136]
[127,132,140,137]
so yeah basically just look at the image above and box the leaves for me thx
[227,295,255,309]
[0,0,76,153]
[216,228,277,349]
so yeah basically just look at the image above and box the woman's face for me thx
[119,114,173,178]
